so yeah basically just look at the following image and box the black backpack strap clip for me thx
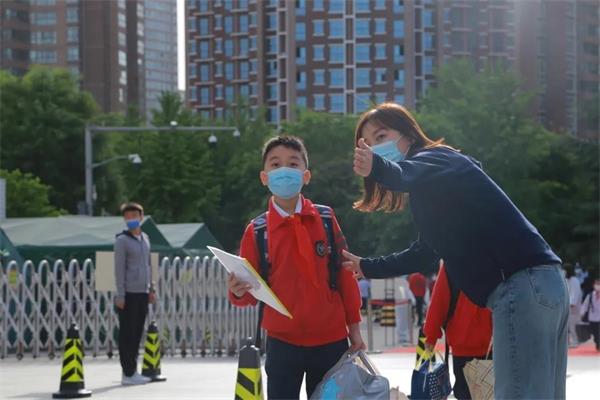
[315,205,339,291]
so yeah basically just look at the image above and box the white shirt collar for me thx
[272,197,302,218]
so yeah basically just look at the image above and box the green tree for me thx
[0,67,99,213]
[0,169,63,217]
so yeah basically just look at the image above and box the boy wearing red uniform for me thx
[227,136,364,399]
[424,261,493,400]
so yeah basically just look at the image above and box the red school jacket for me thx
[424,262,493,357]
[229,196,362,346]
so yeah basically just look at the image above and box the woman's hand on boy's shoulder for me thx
[342,250,365,279]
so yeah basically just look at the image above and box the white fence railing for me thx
[0,256,258,360]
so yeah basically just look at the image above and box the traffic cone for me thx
[53,323,92,398]
[141,321,166,382]
[234,338,263,400]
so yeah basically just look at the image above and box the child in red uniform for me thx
[227,136,364,399]
[424,261,493,400]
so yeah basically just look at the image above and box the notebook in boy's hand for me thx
[207,246,292,319]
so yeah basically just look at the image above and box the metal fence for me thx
[0,256,258,360]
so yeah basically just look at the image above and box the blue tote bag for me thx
[410,351,452,400]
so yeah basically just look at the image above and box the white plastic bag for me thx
[310,350,390,400]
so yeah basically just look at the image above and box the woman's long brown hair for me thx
[354,102,449,213]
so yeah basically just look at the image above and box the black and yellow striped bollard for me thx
[234,338,263,400]
[52,323,92,398]
[142,321,167,382]
[380,303,396,327]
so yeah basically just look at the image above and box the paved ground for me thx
[1,323,598,399]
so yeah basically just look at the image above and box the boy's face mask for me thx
[267,167,304,199]
[126,219,141,230]
[372,139,406,163]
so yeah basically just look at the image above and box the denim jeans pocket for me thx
[527,266,564,310]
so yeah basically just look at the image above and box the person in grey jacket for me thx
[114,202,156,385]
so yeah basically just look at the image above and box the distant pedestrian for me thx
[358,278,371,311]
[114,202,156,385]
[580,277,600,352]
[566,264,583,347]
[409,272,427,326]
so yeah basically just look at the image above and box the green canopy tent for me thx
[158,223,222,258]
[2,216,174,264]
[0,227,24,266]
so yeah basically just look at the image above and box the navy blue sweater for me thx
[360,147,561,307]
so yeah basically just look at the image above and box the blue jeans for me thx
[487,264,568,399]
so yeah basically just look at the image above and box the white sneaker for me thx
[122,372,151,385]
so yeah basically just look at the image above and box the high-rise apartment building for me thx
[144,0,178,120]
[1,0,178,118]
[185,0,598,140]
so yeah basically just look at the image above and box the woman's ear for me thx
[260,171,269,186]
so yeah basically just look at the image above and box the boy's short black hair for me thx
[120,202,144,216]
[262,135,309,168]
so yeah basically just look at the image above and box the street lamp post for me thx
[84,125,240,215]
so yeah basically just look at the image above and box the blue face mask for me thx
[267,167,304,199]
[126,219,141,230]
[372,139,405,163]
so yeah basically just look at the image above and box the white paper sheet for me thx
[207,246,292,319]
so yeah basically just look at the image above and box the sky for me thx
[177,0,185,91]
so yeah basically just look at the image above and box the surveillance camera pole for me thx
[84,124,239,216]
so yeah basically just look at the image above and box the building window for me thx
[297,96,307,108]
[394,0,404,13]
[375,92,386,104]
[329,44,344,63]
[67,27,78,43]
[266,60,277,77]
[314,95,325,110]
[491,33,505,53]
[225,86,234,102]
[356,68,370,87]
[198,0,210,12]
[297,46,306,65]
[118,50,127,66]
[200,64,210,81]
[200,40,210,58]
[225,39,233,56]
[355,93,370,113]
[199,18,209,35]
[355,19,370,37]
[423,57,434,75]
[375,44,386,60]
[394,21,404,38]
[375,68,386,84]
[356,0,369,13]
[297,71,306,90]
[31,50,57,64]
[296,22,306,41]
[240,62,249,79]
[356,44,370,62]
[239,15,249,32]
[267,83,278,101]
[31,31,57,45]
[188,63,197,77]
[225,62,234,79]
[67,46,79,62]
[424,10,434,28]
[314,45,325,61]
[200,87,210,105]
[423,33,434,51]
[394,69,405,87]
[215,15,222,29]
[32,12,56,25]
[188,17,196,31]
[266,37,277,54]
[313,20,324,36]
[314,69,325,85]
[224,16,233,33]
[239,38,249,56]
[394,44,404,63]
[296,0,306,16]
[329,0,344,13]
[329,20,344,38]
[375,19,385,34]
[313,0,324,11]
[330,69,344,87]
[267,13,277,30]
[394,94,405,104]
[240,84,249,98]
[330,94,344,113]
[118,12,126,28]
[66,7,78,23]
[268,107,278,123]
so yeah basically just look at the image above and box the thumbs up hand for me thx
[353,138,374,177]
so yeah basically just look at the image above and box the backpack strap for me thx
[252,212,269,350]
[315,205,339,291]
